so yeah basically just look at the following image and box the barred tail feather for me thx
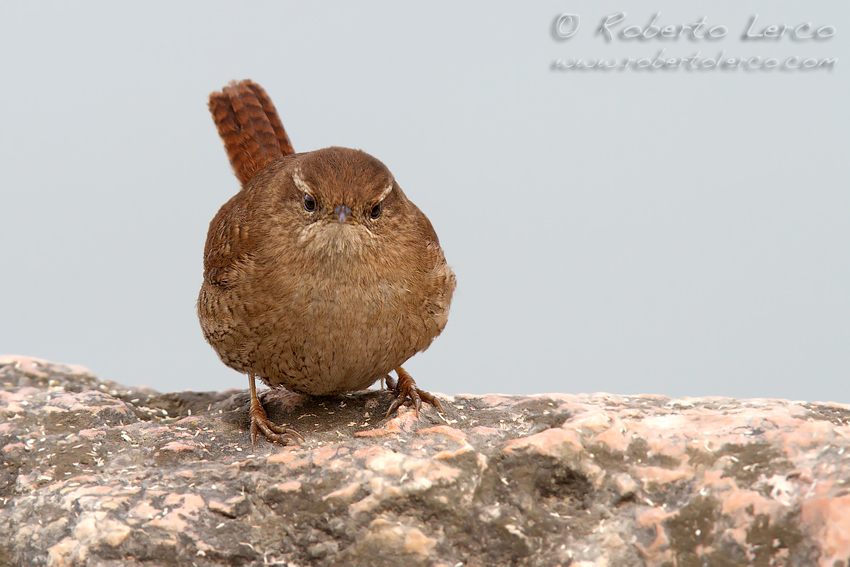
[208,80,295,186]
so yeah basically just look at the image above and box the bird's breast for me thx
[201,224,449,396]
[253,270,427,395]
[296,221,374,263]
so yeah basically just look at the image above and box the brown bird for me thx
[198,80,456,448]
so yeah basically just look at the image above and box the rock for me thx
[1,355,849,567]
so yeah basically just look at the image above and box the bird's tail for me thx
[208,80,295,186]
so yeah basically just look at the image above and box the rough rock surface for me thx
[1,356,849,567]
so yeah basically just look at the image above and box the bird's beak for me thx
[333,205,352,223]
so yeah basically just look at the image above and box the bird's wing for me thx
[202,190,256,287]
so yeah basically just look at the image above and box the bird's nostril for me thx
[334,205,352,223]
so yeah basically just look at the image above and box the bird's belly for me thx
[201,277,431,396]
[276,290,415,394]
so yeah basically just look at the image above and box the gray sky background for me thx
[1,2,847,402]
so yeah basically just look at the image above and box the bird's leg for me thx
[385,366,444,418]
[381,373,396,390]
[248,375,304,450]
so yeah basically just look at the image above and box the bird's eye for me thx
[303,193,316,212]
[370,202,383,219]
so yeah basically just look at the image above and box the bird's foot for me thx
[248,377,304,450]
[385,366,444,418]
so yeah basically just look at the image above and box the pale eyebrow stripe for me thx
[377,182,394,202]
[293,165,312,194]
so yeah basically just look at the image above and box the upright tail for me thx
[208,80,295,186]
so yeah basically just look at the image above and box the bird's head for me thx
[256,147,418,262]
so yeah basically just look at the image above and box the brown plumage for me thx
[198,80,456,448]
[208,80,294,186]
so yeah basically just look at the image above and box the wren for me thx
[197,80,456,448]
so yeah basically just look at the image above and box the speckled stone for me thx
[1,355,849,567]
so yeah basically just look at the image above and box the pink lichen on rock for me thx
[1,357,849,566]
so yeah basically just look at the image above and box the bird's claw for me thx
[385,366,444,419]
[249,378,304,451]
